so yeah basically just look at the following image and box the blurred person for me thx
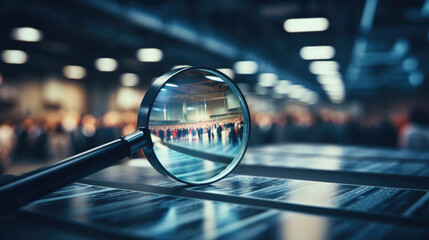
[166,128,171,141]
[159,127,165,141]
[238,121,244,142]
[372,114,398,148]
[272,114,287,143]
[15,117,48,161]
[121,111,138,137]
[332,111,351,145]
[315,108,338,144]
[14,118,31,158]
[47,123,72,161]
[207,125,212,141]
[71,114,97,154]
[228,123,238,144]
[216,123,222,142]
[257,113,275,144]
[0,121,16,173]
[348,116,365,146]
[94,111,122,146]
[286,111,312,143]
[400,107,429,150]
[197,127,203,140]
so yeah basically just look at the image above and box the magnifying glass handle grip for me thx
[0,130,146,216]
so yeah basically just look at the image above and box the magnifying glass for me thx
[0,67,250,216]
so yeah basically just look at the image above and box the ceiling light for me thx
[409,71,424,87]
[317,75,343,85]
[274,80,292,94]
[288,84,305,91]
[403,57,418,72]
[63,65,86,79]
[95,58,117,72]
[306,95,318,104]
[258,73,278,87]
[328,92,345,97]
[289,88,307,99]
[217,68,235,79]
[331,98,344,104]
[309,61,339,75]
[11,27,43,42]
[1,50,28,64]
[301,92,318,103]
[284,17,329,33]
[300,46,335,60]
[255,84,268,95]
[120,73,139,87]
[274,85,290,94]
[277,80,291,86]
[234,61,258,74]
[323,85,344,93]
[137,48,163,62]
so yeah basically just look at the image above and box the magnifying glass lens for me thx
[147,68,249,184]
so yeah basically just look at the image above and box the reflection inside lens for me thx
[149,69,247,183]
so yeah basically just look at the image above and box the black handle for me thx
[0,130,147,216]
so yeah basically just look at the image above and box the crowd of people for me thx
[1,106,429,174]
[151,116,244,144]
[0,111,137,173]
[249,107,429,151]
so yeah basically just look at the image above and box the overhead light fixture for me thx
[63,65,86,79]
[234,61,258,74]
[206,76,224,82]
[274,85,289,94]
[317,74,342,85]
[11,27,43,42]
[1,50,28,64]
[120,73,139,87]
[322,82,344,91]
[255,84,268,95]
[309,61,339,75]
[301,92,318,104]
[329,94,345,99]
[409,71,424,87]
[277,80,291,86]
[289,88,307,99]
[306,96,318,104]
[95,58,117,72]
[402,57,418,72]
[331,98,344,104]
[172,65,191,70]
[329,93,345,98]
[258,73,278,87]
[326,88,345,95]
[300,46,335,60]
[217,68,235,79]
[137,48,163,62]
[284,17,329,33]
[165,83,178,87]
[273,80,292,94]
